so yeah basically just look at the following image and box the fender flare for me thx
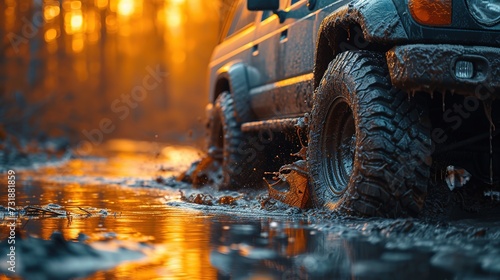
[313,0,409,88]
[211,62,259,122]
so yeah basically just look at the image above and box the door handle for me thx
[280,29,288,43]
[252,44,259,56]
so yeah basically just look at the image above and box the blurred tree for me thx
[1,0,223,155]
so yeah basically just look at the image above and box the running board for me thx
[241,117,302,132]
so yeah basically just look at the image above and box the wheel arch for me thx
[313,0,409,88]
[210,62,259,122]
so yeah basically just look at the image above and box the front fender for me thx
[211,62,259,122]
[314,0,408,87]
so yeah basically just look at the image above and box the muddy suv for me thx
[205,0,500,217]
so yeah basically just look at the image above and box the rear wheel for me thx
[308,51,432,217]
[207,92,264,189]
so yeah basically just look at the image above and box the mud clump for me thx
[177,156,222,187]
[179,190,242,207]
[264,160,310,209]
[0,204,115,220]
[217,195,239,205]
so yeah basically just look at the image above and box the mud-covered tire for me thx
[207,92,264,189]
[307,51,432,217]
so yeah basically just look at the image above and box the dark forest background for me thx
[0,0,236,157]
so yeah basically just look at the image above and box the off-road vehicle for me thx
[205,0,500,217]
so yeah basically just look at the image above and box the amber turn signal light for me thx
[409,0,452,26]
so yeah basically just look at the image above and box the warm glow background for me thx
[1,0,232,147]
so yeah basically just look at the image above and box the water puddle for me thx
[1,141,499,279]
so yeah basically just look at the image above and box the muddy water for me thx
[1,141,500,279]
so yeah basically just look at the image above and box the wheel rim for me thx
[321,97,356,195]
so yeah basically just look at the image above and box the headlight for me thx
[467,0,500,26]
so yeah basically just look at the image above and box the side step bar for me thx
[241,117,303,132]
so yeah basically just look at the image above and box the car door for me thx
[250,0,316,120]
[278,0,316,116]
[248,1,290,120]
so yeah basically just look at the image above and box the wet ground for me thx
[1,140,500,280]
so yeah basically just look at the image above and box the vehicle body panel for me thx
[209,0,500,121]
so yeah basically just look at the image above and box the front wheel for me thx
[307,51,432,217]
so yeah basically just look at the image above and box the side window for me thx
[226,0,257,38]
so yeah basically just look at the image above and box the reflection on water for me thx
[0,141,215,279]
[36,139,203,181]
[208,222,454,280]
[8,183,218,279]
